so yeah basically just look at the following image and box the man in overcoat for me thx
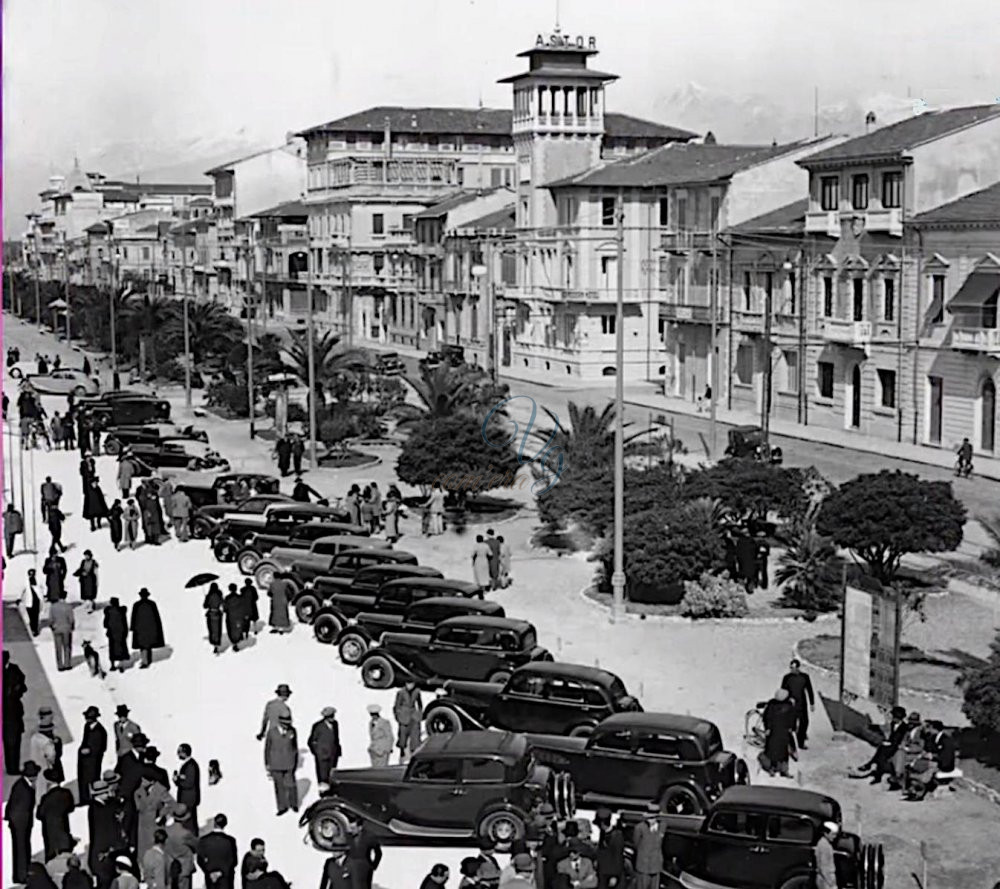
[196,813,238,889]
[130,588,165,668]
[173,744,202,834]
[263,715,299,815]
[77,706,108,804]
[5,759,39,882]
[307,707,342,790]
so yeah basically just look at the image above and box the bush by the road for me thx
[681,572,749,618]
[960,631,1000,736]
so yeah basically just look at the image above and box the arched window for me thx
[981,377,996,453]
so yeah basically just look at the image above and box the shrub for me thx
[205,381,250,418]
[680,572,750,619]
[265,401,308,424]
[960,631,1000,736]
[775,508,842,613]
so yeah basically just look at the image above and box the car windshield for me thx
[521,629,537,650]
[705,725,723,756]
[608,677,629,701]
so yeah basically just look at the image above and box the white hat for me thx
[367,704,381,715]
[822,821,840,835]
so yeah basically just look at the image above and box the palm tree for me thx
[531,401,646,468]
[775,504,841,612]
[282,329,370,407]
[396,363,504,427]
[166,301,243,365]
[122,293,178,373]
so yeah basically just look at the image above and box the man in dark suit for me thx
[857,706,908,784]
[115,731,149,847]
[196,813,238,889]
[345,813,382,889]
[593,808,625,889]
[174,744,202,833]
[77,706,108,804]
[319,850,355,889]
[484,529,501,590]
[5,759,39,882]
[780,659,815,749]
[307,707,342,790]
[3,651,27,774]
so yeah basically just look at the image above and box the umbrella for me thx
[185,573,219,589]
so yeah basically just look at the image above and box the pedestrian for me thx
[366,704,394,767]
[51,412,65,449]
[143,748,171,790]
[62,414,76,451]
[780,658,816,750]
[40,476,63,524]
[63,854,93,889]
[74,551,100,612]
[289,434,305,476]
[116,731,148,850]
[4,502,24,557]
[393,681,422,762]
[360,485,375,532]
[345,812,382,889]
[3,651,28,773]
[80,452,97,496]
[594,808,624,889]
[383,494,400,543]
[274,436,291,477]
[103,501,123,551]
[29,710,59,798]
[472,534,491,591]
[173,745,201,834]
[77,706,108,805]
[49,596,75,671]
[77,413,92,455]
[420,864,451,889]
[755,531,771,590]
[113,706,143,757]
[44,545,68,600]
[497,536,512,588]
[27,862,59,889]
[48,505,68,553]
[291,476,323,504]
[815,822,839,889]
[239,579,259,638]
[425,484,445,536]
[84,479,110,531]
[223,584,246,652]
[632,812,664,889]
[263,714,299,816]
[345,485,361,526]
[240,839,267,889]
[130,588,165,669]
[53,354,62,371]
[21,568,43,636]
[760,688,798,777]
[735,534,758,593]
[196,813,238,889]
[318,849,354,889]
[142,829,170,889]
[170,488,192,541]
[307,707,342,791]
[368,482,382,533]
[203,583,224,654]
[5,759,39,883]
[157,476,175,521]
[476,838,502,889]
[123,499,140,549]
[266,575,293,634]
[82,356,92,376]
[140,481,167,545]
[37,768,75,860]
[163,808,198,889]
[257,685,293,741]
[459,857,482,889]
[134,769,174,868]
[87,775,126,882]
[117,455,135,499]
[558,840,597,889]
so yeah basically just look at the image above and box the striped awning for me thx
[948,272,1000,310]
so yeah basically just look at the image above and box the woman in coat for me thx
[130,589,166,669]
[426,485,445,536]
[223,584,246,651]
[109,500,124,549]
[345,485,361,526]
[123,500,141,549]
[83,479,110,531]
[497,536,512,588]
[267,577,293,633]
[117,455,135,498]
[103,597,130,671]
[472,535,491,590]
[203,583,224,654]
[240,579,260,638]
[359,486,375,530]
[383,496,400,543]
[43,546,68,601]
[74,551,100,612]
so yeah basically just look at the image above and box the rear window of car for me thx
[408,759,462,783]
[521,629,537,650]
[766,815,815,844]
[506,673,546,696]
[707,810,765,839]
[636,733,701,761]
[463,758,506,783]
[590,730,632,753]
[435,627,479,646]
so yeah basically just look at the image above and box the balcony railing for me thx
[804,210,841,238]
[660,303,723,324]
[865,207,903,237]
[952,327,1000,354]
[819,318,871,345]
[731,309,764,333]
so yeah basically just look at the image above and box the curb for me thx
[957,775,1000,808]
[792,640,965,704]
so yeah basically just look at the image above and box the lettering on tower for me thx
[536,33,598,50]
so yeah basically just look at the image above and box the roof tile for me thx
[911,180,1000,225]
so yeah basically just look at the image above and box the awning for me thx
[947,271,1000,310]
[48,298,68,309]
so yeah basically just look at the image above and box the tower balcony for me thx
[951,326,1000,355]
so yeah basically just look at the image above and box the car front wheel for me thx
[659,785,704,815]
[213,539,238,562]
[313,613,344,644]
[338,632,369,665]
[254,563,276,589]
[104,438,122,456]
[295,595,320,624]
[237,550,261,575]
[777,878,811,889]
[190,518,212,540]
[477,810,525,851]
[360,655,395,690]
[309,809,350,852]
[426,706,463,735]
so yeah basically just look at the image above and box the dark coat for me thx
[83,485,109,521]
[44,555,68,599]
[239,585,259,624]
[130,599,165,650]
[87,797,126,874]
[346,829,382,880]
[77,721,108,800]
[596,827,625,877]
[62,868,94,889]
[5,775,36,827]
[37,785,75,858]
[109,504,124,545]
[223,593,245,643]
[175,759,201,809]
[780,671,815,712]
[762,698,797,764]
[115,751,146,800]
[75,558,99,601]
[196,831,238,878]
[932,732,957,772]
[307,719,342,762]
[104,604,130,662]
[319,856,355,889]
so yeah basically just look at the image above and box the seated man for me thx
[852,706,908,785]
[888,713,925,790]
[905,720,957,800]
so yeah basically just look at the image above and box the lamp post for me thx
[244,239,256,439]
[611,191,626,623]
[306,252,318,468]
[110,242,121,390]
[33,255,42,329]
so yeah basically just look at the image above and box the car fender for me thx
[424,698,488,731]
[357,649,415,681]
[300,796,390,831]
[335,625,375,646]
[474,799,528,825]
[656,778,711,807]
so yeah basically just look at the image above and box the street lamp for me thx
[611,191,626,623]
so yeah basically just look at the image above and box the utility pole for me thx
[710,238,719,456]
[761,272,774,450]
[33,256,42,328]
[306,264,318,468]
[486,237,497,382]
[110,240,120,389]
[63,252,72,343]
[346,232,354,348]
[611,191,626,623]
[245,241,256,438]
[181,231,191,406]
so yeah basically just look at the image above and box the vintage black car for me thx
[129,438,230,475]
[723,425,783,465]
[190,493,293,539]
[298,558,429,625]
[80,394,172,429]
[336,597,506,664]
[248,532,383,590]
[375,352,405,376]
[210,503,353,560]
[526,713,748,815]
[619,786,883,889]
[358,616,549,690]
[424,662,642,738]
[311,576,480,642]
[103,422,208,455]
[233,524,375,576]
[300,731,575,851]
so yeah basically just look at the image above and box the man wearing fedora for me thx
[164,805,198,889]
[264,714,299,816]
[49,594,75,671]
[87,772,127,883]
[113,705,143,758]
[37,766,75,860]
[116,731,149,849]
[4,651,28,775]
[136,767,174,867]
[78,706,108,805]
[5,759,39,883]
[366,705,393,767]
[257,685,293,741]
[307,707,342,791]
[174,744,202,834]
[28,708,60,799]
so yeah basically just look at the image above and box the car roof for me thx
[294,520,361,532]
[306,534,388,547]
[730,425,762,434]
[366,565,439,578]
[350,550,419,563]
[222,473,277,483]
[269,504,345,516]
[418,730,527,761]
[436,615,533,632]
[716,786,840,820]
[514,661,623,685]
[411,597,503,615]
[380,577,481,594]
[597,712,720,739]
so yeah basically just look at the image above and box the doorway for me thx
[846,364,862,428]
[928,376,943,444]
[981,378,996,452]
[676,341,687,398]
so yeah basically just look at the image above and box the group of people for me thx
[202,581,260,654]
[342,482,405,541]
[15,382,102,454]
[757,659,816,777]
[471,529,512,592]
[272,434,307,478]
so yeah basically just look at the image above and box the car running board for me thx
[387,819,475,839]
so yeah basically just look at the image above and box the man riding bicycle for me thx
[956,437,973,477]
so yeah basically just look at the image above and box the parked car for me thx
[525,712,749,815]
[375,352,405,376]
[424,662,641,738]
[336,596,505,665]
[22,369,99,396]
[233,523,375,575]
[80,395,172,429]
[210,503,353,561]
[724,425,783,465]
[618,785,883,889]
[358,616,549,690]
[103,422,208,455]
[128,438,230,475]
[248,530,380,590]
[190,493,294,540]
[300,731,575,851]
[296,554,425,623]
[311,576,480,643]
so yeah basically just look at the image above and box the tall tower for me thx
[499,29,617,235]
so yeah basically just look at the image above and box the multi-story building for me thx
[248,200,309,326]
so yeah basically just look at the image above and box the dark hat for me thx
[84,706,100,719]
[138,588,151,599]
[21,761,40,777]
[891,706,907,720]
[568,839,588,855]
[594,807,613,826]
[321,707,337,718]
[275,684,292,696]
[538,803,556,817]
[43,767,61,783]
[144,746,160,760]
[90,779,111,796]
[512,853,534,872]
[131,732,150,747]
[116,705,130,716]
[102,770,119,783]
[38,712,55,730]
[908,712,922,724]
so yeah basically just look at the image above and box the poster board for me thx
[842,586,873,699]
[870,588,901,709]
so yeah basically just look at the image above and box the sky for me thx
[3,0,999,237]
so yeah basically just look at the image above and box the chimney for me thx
[703,131,716,145]
[865,111,877,133]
